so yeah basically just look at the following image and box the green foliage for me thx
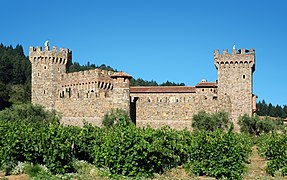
[102,108,132,128]
[0,44,31,110]
[258,132,287,176]
[257,100,287,119]
[73,123,103,163]
[238,114,284,136]
[68,62,116,73]
[24,164,48,177]
[0,120,75,174]
[192,111,231,131]
[93,125,190,177]
[130,78,185,86]
[0,104,59,124]
[0,106,253,179]
[185,130,252,179]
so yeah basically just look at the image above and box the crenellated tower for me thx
[29,45,72,109]
[214,47,255,130]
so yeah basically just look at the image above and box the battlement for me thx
[29,46,72,65]
[214,48,255,72]
[60,68,114,88]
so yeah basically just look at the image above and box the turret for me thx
[29,44,72,109]
[214,47,255,131]
[111,72,132,112]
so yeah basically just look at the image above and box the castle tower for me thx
[111,72,132,112]
[29,45,72,109]
[214,48,255,130]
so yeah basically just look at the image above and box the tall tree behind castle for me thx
[0,44,31,109]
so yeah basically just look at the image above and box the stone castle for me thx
[29,45,256,130]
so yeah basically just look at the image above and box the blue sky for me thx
[1,0,287,105]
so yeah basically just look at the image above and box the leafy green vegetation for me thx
[0,106,254,179]
[0,104,59,124]
[258,132,287,176]
[257,100,287,119]
[185,130,252,179]
[102,108,132,128]
[0,44,31,110]
[192,111,231,131]
[238,114,284,136]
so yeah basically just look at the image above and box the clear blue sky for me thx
[1,0,287,105]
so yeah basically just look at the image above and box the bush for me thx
[192,111,231,131]
[0,120,76,174]
[185,130,252,179]
[238,114,283,136]
[102,108,132,128]
[258,132,287,176]
[93,124,191,177]
[0,103,59,124]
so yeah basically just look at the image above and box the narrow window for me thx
[243,75,246,79]
[44,90,45,94]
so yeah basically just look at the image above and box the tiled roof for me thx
[195,82,217,88]
[111,72,132,78]
[130,86,196,93]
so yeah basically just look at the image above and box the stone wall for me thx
[29,45,132,127]
[29,45,256,131]
[214,48,255,131]
[130,84,219,129]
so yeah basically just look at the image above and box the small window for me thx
[37,73,40,76]
[44,90,46,94]
[44,66,46,69]
[243,75,246,79]
[202,89,204,92]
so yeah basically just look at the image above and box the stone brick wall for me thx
[130,84,219,130]
[29,45,132,126]
[29,45,255,130]
[214,48,255,131]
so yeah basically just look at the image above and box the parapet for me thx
[29,46,72,65]
[214,48,255,71]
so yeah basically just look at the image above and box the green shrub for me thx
[185,130,252,179]
[73,123,103,163]
[102,108,132,128]
[238,114,283,136]
[93,124,191,177]
[0,120,80,174]
[0,103,59,124]
[258,132,287,176]
[192,111,231,131]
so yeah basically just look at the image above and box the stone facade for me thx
[29,46,131,126]
[29,45,256,130]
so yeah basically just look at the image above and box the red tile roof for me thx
[111,72,132,78]
[195,82,217,88]
[130,86,196,93]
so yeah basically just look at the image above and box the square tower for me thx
[214,48,255,130]
[29,45,72,109]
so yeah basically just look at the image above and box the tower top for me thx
[29,45,72,65]
[214,48,255,72]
